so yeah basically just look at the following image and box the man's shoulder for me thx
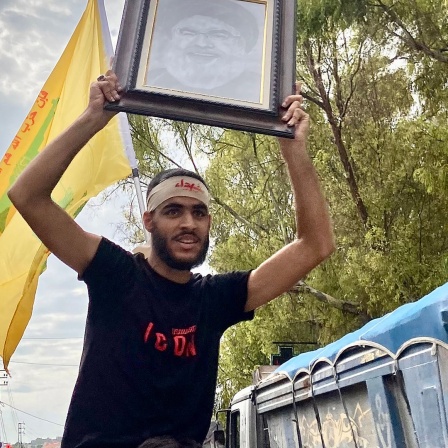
[97,237,141,263]
[81,237,141,281]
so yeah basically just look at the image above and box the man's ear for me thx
[143,210,154,232]
[207,214,212,231]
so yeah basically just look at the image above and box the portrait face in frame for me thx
[109,0,297,138]
[140,0,269,106]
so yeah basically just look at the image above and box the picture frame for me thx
[107,0,297,138]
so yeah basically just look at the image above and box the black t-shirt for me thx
[61,238,253,448]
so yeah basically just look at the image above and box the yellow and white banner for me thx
[0,0,131,370]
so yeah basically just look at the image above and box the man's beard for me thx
[164,49,246,90]
[151,227,209,271]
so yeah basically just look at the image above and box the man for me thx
[8,71,334,447]
[146,0,263,102]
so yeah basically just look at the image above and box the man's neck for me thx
[147,252,192,284]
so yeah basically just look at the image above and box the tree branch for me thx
[291,280,370,321]
[372,0,448,63]
[305,38,370,228]
[211,196,268,234]
[251,134,291,245]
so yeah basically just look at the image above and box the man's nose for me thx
[179,212,197,229]
[195,33,213,48]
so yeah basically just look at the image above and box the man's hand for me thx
[279,82,309,144]
[86,70,122,130]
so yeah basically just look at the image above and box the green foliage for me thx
[297,0,367,37]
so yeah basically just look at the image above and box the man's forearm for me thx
[279,137,335,257]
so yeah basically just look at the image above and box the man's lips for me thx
[186,52,219,63]
[174,234,200,245]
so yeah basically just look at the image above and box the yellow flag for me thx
[0,0,131,370]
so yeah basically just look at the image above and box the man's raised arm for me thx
[245,88,335,312]
[7,71,121,276]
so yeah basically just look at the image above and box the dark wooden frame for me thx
[107,0,297,138]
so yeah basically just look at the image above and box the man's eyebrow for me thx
[192,203,209,212]
[160,202,209,213]
[161,202,184,209]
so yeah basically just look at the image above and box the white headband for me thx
[147,176,210,211]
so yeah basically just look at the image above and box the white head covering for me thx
[146,175,210,211]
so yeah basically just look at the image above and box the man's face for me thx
[150,196,211,271]
[164,15,247,89]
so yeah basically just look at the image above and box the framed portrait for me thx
[107,0,297,138]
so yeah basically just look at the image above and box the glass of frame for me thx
[107,0,297,138]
